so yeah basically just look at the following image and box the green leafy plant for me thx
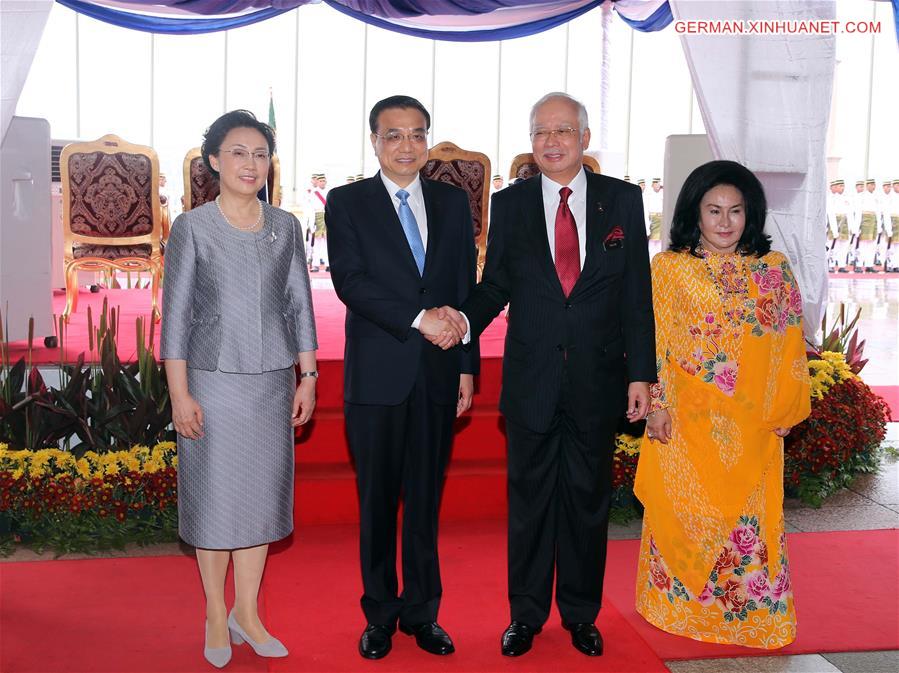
[814,304,868,373]
[0,303,173,453]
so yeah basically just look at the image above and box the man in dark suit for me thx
[442,92,655,657]
[325,95,479,660]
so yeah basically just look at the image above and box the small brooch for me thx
[270,230,277,243]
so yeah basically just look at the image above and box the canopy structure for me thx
[5,0,893,335]
[54,1,672,38]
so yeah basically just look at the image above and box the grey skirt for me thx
[178,366,296,549]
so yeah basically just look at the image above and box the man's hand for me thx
[457,374,474,417]
[626,381,651,422]
[436,306,468,334]
[420,307,464,350]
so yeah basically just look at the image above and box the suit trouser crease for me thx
[346,370,455,626]
[506,402,615,627]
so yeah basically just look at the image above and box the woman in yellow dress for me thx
[635,160,811,648]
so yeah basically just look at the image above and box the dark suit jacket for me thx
[461,171,655,433]
[326,174,480,406]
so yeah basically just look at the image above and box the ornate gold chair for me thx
[421,142,490,277]
[60,134,163,321]
[182,147,282,211]
[509,153,601,182]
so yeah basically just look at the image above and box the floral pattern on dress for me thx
[650,256,803,403]
[644,516,793,626]
[744,260,802,337]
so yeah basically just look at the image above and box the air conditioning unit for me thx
[0,117,53,342]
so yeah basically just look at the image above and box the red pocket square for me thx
[604,226,625,243]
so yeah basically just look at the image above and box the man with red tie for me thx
[452,92,655,658]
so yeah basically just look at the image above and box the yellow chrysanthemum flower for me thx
[615,433,642,456]
[75,458,92,479]
[143,458,162,474]
[11,467,24,480]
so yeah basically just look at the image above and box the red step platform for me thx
[6,288,513,525]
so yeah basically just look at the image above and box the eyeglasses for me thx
[220,148,270,163]
[374,131,428,145]
[530,127,580,142]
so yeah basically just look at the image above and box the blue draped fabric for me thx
[614,0,671,32]
[56,0,297,33]
[56,0,674,37]
[892,0,898,46]
[324,0,606,42]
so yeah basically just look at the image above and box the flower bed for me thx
[0,442,178,555]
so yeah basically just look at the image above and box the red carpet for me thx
[0,520,667,673]
[3,525,896,672]
[603,528,899,660]
[828,272,899,279]
[5,287,511,367]
[870,386,899,420]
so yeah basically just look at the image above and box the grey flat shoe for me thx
[228,610,288,658]
[204,621,232,669]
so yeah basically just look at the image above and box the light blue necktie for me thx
[396,189,426,276]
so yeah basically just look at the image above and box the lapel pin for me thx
[270,230,277,243]
[596,202,604,214]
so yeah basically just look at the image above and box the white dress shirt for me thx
[380,172,429,249]
[541,168,588,271]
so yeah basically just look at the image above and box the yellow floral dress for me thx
[634,249,811,649]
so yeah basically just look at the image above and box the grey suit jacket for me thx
[161,201,317,373]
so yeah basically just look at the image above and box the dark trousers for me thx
[345,372,456,627]
[505,402,616,628]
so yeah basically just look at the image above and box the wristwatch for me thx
[299,370,319,379]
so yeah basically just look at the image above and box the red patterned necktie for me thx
[554,186,580,296]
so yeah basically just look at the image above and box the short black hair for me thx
[368,95,431,134]
[668,160,771,257]
[201,109,276,178]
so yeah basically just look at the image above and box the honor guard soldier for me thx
[827,179,851,271]
[645,178,663,260]
[886,179,899,272]
[855,179,880,271]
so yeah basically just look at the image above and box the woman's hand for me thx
[773,426,791,437]
[172,394,204,440]
[646,409,672,444]
[292,378,316,426]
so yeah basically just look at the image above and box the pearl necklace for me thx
[699,246,749,332]
[216,195,263,231]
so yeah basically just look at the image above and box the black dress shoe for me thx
[358,623,395,659]
[562,622,603,656]
[399,621,455,655]
[500,621,541,657]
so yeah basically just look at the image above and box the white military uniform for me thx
[644,187,663,260]
[854,188,881,269]
[826,188,852,270]
[886,187,899,271]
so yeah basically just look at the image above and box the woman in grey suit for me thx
[161,110,317,668]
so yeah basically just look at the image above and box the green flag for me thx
[268,89,276,131]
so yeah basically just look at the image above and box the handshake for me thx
[420,306,468,350]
